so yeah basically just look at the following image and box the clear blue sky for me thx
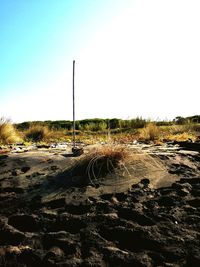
[0,0,200,122]
[0,0,123,96]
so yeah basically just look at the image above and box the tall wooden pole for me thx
[72,60,76,149]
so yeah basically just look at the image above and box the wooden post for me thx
[72,60,76,149]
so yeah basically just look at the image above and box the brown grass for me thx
[70,145,130,185]
[139,122,160,141]
[159,124,198,141]
[164,132,197,142]
[0,118,21,144]
[25,125,51,142]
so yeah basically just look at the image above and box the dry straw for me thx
[70,145,131,185]
[0,118,21,144]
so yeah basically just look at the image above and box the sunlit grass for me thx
[139,122,160,141]
[24,125,51,142]
[1,117,200,145]
[0,118,22,145]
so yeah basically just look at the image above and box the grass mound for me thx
[70,145,130,185]
[0,118,21,145]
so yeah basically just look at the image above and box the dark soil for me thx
[0,143,200,267]
[0,176,200,267]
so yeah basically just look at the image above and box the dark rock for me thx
[149,251,165,266]
[114,192,128,202]
[158,196,179,207]
[0,187,24,194]
[43,231,78,255]
[158,188,175,196]
[82,255,105,267]
[140,178,150,187]
[29,195,42,209]
[18,249,42,267]
[37,144,50,148]
[184,215,200,224]
[103,246,151,267]
[100,193,113,201]
[187,198,200,208]
[96,200,114,214]
[46,198,66,209]
[160,246,185,262]
[0,154,8,159]
[65,203,91,215]
[8,214,40,232]
[21,166,31,173]
[51,215,86,234]
[183,205,197,213]
[172,182,192,191]
[11,170,18,176]
[169,163,194,175]
[174,141,200,152]
[45,246,65,258]
[191,189,200,197]
[186,247,200,267]
[99,225,159,252]
[0,220,25,245]
[51,165,59,171]
[177,188,190,196]
[179,177,200,185]
[43,246,65,266]
[118,207,155,226]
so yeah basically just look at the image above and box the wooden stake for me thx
[72,60,75,149]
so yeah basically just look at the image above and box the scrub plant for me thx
[25,125,51,142]
[0,118,21,144]
[139,122,159,141]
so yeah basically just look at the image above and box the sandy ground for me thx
[0,142,200,266]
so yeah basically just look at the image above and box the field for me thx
[0,116,200,266]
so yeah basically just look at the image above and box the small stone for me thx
[21,166,30,173]
[44,246,64,260]
[0,221,25,245]
[111,196,119,204]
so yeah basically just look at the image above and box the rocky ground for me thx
[0,142,200,267]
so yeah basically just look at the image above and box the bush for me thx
[0,118,21,144]
[139,122,159,141]
[25,125,51,142]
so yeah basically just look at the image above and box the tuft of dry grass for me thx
[139,122,160,141]
[70,145,130,185]
[164,132,197,142]
[25,125,51,142]
[159,124,198,141]
[0,118,21,144]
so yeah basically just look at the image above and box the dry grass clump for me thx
[162,124,200,135]
[164,132,197,142]
[71,145,130,185]
[139,122,160,141]
[25,125,51,142]
[0,118,21,144]
[160,124,198,141]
